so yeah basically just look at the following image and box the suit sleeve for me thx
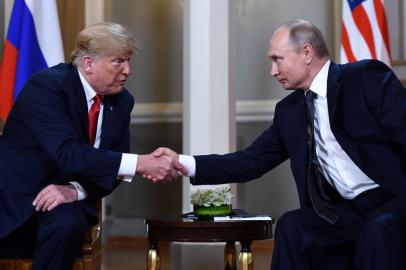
[193,106,288,185]
[15,78,123,182]
[363,60,406,146]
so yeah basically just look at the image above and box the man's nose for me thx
[270,63,278,77]
[122,61,131,75]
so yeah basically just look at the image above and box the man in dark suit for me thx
[0,22,179,270]
[155,19,406,269]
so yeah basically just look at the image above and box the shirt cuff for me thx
[69,181,88,201]
[179,155,196,177]
[117,153,138,182]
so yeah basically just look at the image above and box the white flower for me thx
[190,186,233,207]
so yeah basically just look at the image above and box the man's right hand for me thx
[152,147,189,176]
[136,148,180,183]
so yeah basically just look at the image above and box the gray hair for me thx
[71,22,138,66]
[280,19,329,59]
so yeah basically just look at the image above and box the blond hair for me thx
[71,22,138,66]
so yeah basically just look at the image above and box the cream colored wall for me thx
[103,0,335,233]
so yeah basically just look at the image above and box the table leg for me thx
[239,241,253,270]
[147,240,161,270]
[224,241,237,270]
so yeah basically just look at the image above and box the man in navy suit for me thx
[155,19,406,269]
[0,23,179,270]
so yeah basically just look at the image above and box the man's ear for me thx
[81,55,93,74]
[303,44,314,64]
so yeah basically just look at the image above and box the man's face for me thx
[87,53,132,95]
[268,28,309,90]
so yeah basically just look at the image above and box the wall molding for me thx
[131,99,277,124]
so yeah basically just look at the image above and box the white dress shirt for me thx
[71,71,138,200]
[308,60,378,199]
[180,60,379,200]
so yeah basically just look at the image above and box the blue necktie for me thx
[305,90,339,224]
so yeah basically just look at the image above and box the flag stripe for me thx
[14,1,47,99]
[352,4,377,59]
[363,0,391,65]
[341,0,391,67]
[25,0,64,67]
[343,1,372,60]
[341,24,357,62]
[373,0,391,58]
[0,42,18,121]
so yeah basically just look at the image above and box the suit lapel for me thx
[99,96,114,149]
[62,65,89,141]
[326,62,362,166]
[326,62,342,123]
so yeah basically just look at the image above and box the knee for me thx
[44,207,89,240]
[275,210,302,236]
[361,214,401,240]
[56,214,88,239]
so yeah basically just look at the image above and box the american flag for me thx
[340,0,391,67]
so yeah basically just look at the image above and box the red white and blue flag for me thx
[0,0,64,123]
[340,0,391,66]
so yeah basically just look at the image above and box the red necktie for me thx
[88,94,102,145]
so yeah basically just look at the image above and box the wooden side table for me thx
[145,216,273,270]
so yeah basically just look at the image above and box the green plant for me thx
[190,186,233,207]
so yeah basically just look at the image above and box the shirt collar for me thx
[308,60,331,98]
[78,69,98,103]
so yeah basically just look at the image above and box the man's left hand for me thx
[33,184,78,212]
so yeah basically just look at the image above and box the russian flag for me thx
[0,0,64,123]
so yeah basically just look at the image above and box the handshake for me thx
[136,147,188,183]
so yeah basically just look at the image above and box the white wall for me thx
[104,0,334,234]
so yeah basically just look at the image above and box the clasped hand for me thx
[137,147,187,183]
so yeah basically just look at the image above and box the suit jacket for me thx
[0,63,134,239]
[192,60,406,208]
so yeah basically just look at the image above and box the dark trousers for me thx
[0,203,96,270]
[271,187,406,270]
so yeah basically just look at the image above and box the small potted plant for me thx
[190,186,233,217]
